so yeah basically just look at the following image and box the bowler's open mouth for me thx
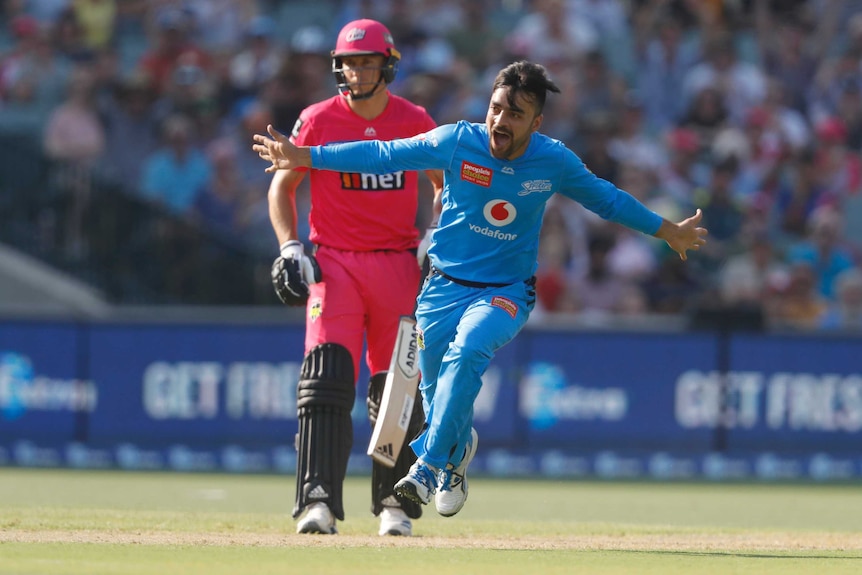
[492,130,511,149]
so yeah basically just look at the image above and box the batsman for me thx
[267,19,443,536]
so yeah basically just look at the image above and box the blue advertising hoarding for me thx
[1,317,861,479]
[86,322,373,447]
[470,346,520,447]
[519,330,718,453]
[0,321,90,453]
[723,333,862,455]
[87,323,305,448]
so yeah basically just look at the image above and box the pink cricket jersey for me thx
[290,93,437,251]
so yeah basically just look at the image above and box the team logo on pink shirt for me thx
[340,171,406,190]
[309,298,322,322]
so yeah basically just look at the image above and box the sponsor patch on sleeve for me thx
[491,296,518,318]
[461,161,492,187]
[416,325,425,350]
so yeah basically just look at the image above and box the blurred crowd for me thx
[2,0,862,329]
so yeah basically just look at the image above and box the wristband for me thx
[280,240,304,260]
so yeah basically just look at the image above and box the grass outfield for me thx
[0,468,860,574]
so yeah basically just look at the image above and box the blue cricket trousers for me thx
[410,271,536,470]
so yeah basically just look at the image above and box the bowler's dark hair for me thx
[493,61,561,115]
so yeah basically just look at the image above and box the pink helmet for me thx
[331,19,400,96]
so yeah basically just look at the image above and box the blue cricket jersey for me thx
[311,121,663,285]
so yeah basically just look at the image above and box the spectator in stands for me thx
[754,3,827,115]
[769,260,828,330]
[1,15,40,99]
[576,112,618,183]
[43,63,106,258]
[399,36,460,122]
[819,267,862,330]
[657,127,703,209]
[151,56,219,143]
[569,230,633,318]
[760,79,811,153]
[719,231,788,308]
[787,205,855,300]
[288,25,333,106]
[223,100,275,199]
[15,0,69,25]
[189,0,258,54]
[137,7,210,95]
[3,0,861,312]
[508,0,598,64]
[812,117,862,202]
[732,105,786,204]
[227,15,282,105]
[0,15,72,134]
[618,282,650,316]
[571,0,629,45]
[99,70,159,189]
[693,156,746,277]
[70,0,117,52]
[334,0,391,33]
[575,49,626,129]
[834,78,862,152]
[262,66,310,145]
[528,57,578,147]
[535,201,579,314]
[43,64,105,166]
[809,44,862,127]
[53,7,96,63]
[584,158,662,290]
[679,86,729,157]
[140,114,212,215]
[410,0,465,38]
[641,253,702,315]
[634,11,699,134]
[682,31,767,125]
[767,147,829,243]
[609,91,666,172]
[190,139,245,241]
[445,0,504,72]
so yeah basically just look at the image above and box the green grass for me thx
[1,468,860,575]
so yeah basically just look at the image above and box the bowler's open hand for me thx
[253,124,310,173]
[656,208,709,261]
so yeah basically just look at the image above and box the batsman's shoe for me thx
[435,427,479,517]
[296,502,337,534]
[394,459,439,505]
[378,506,412,536]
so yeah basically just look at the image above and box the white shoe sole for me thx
[435,428,478,517]
[297,521,337,534]
[394,475,433,505]
[378,507,412,536]
[296,503,337,534]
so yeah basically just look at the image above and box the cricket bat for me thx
[367,316,421,467]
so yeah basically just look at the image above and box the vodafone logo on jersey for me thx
[469,199,518,240]
[483,200,516,226]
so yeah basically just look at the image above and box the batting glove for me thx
[271,240,321,306]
